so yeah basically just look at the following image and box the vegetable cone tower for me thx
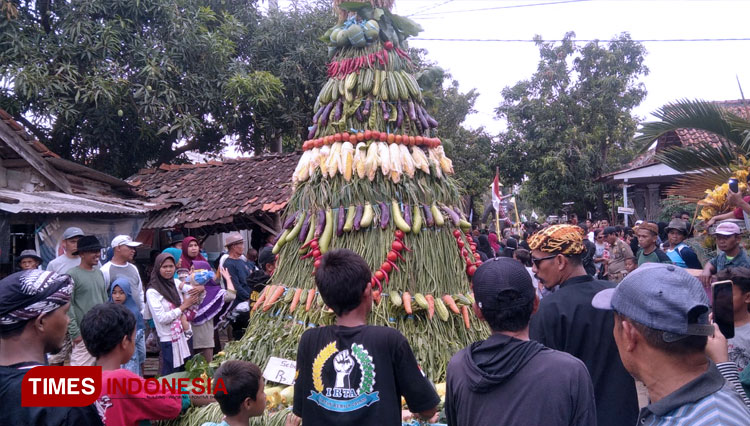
[224,0,487,385]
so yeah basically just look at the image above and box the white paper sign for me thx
[263,356,297,385]
[618,207,635,215]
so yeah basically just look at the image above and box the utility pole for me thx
[268,0,282,153]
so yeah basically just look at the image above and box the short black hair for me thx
[214,360,263,416]
[617,313,707,355]
[315,249,371,316]
[514,249,532,267]
[482,290,534,332]
[80,303,135,358]
[717,267,750,298]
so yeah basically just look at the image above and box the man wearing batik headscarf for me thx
[527,224,638,426]
[0,270,103,425]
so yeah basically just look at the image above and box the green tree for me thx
[0,0,286,178]
[495,32,648,216]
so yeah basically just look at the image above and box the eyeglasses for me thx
[531,254,557,268]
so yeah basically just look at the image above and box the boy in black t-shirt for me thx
[286,249,439,426]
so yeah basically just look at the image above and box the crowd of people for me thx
[4,212,750,425]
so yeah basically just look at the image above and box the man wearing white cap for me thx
[700,222,750,286]
[101,235,146,316]
[46,226,84,274]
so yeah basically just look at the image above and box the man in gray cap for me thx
[45,226,84,365]
[222,233,252,340]
[46,226,84,274]
[445,258,596,426]
[593,263,750,423]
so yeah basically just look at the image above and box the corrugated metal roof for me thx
[0,189,149,215]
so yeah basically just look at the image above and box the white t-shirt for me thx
[46,255,81,274]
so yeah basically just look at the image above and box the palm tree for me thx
[635,99,750,203]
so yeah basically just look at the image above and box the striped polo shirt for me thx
[638,362,750,425]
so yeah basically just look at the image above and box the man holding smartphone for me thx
[593,263,750,423]
[700,222,750,286]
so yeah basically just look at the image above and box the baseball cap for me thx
[602,226,617,235]
[592,263,713,342]
[471,257,536,313]
[111,235,142,248]
[62,227,84,240]
[714,222,741,236]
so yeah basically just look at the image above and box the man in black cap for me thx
[445,258,596,426]
[66,235,107,366]
[0,270,102,425]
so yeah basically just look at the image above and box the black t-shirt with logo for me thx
[293,325,439,425]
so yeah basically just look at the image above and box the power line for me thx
[405,0,456,17]
[411,37,750,43]
[409,0,590,17]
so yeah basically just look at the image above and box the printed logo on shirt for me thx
[307,341,379,412]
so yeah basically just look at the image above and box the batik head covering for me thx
[0,270,73,333]
[109,277,145,331]
[148,253,182,308]
[179,236,206,269]
[527,224,585,255]
[190,260,226,325]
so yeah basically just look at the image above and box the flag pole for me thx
[513,196,521,231]
[495,167,500,235]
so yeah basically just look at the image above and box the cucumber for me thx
[360,202,374,228]
[319,208,334,253]
[343,205,356,232]
[361,69,374,93]
[391,200,411,233]
[411,204,423,234]
[389,291,402,307]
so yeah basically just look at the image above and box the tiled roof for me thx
[0,109,59,160]
[604,100,750,179]
[128,153,301,229]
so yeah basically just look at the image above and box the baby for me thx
[176,268,212,339]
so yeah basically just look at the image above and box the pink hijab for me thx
[179,236,206,269]
[488,232,501,253]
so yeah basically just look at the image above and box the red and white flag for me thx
[491,173,512,225]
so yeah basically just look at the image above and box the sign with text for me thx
[263,357,297,385]
[618,207,635,215]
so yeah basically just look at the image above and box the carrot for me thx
[289,288,303,313]
[252,286,269,312]
[264,285,285,311]
[425,294,435,320]
[306,289,316,312]
[443,294,460,314]
[461,305,471,329]
[403,291,412,314]
[372,289,381,305]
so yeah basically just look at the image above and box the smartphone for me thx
[712,280,735,339]
[729,178,739,193]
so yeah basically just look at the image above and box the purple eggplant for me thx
[381,101,390,121]
[298,212,312,242]
[283,211,300,229]
[314,210,326,238]
[454,206,465,221]
[334,98,343,121]
[362,98,372,116]
[353,204,364,231]
[403,203,411,227]
[423,107,439,128]
[319,103,334,127]
[442,205,460,225]
[407,101,417,121]
[355,105,364,122]
[312,105,325,124]
[307,123,318,140]
[416,104,429,130]
[395,101,403,128]
[337,206,346,237]
[379,202,390,229]
[422,204,434,227]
